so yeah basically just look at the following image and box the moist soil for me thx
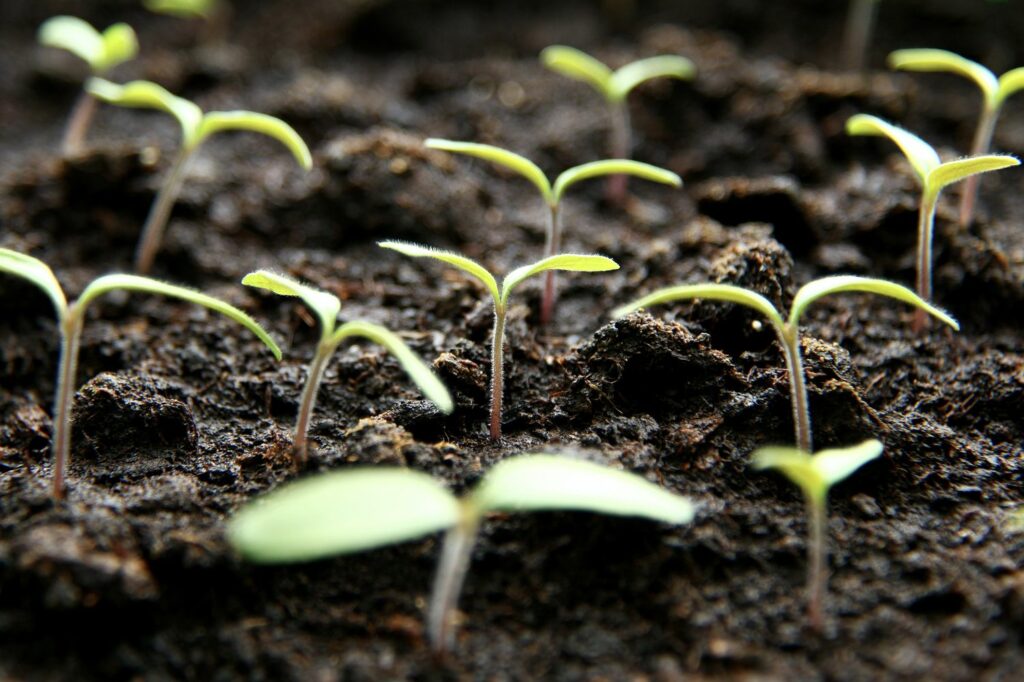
[1,1,1023,680]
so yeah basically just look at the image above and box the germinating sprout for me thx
[228,453,695,653]
[0,248,281,499]
[842,0,881,72]
[752,439,883,631]
[888,49,1024,226]
[379,241,618,439]
[540,45,694,203]
[613,276,958,453]
[37,16,139,154]
[846,114,1018,331]
[425,138,679,325]
[242,270,452,461]
[86,78,312,274]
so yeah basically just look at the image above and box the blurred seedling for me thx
[613,276,958,453]
[846,114,1018,330]
[228,453,695,653]
[86,78,312,274]
[0,248,281,499]
[241,270,452,461]
[143,0,232,44]
[842,0,880,72]
[37,16,138,154]
[425,138,679,324]
[752,439,883,631]
[379,241,618,439]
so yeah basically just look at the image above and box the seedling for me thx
[846,114,1018,330]
[842,0,880,72]
[0,248,281,499]
[241,270,452,461]
[86,78,312,274]
[752,439,883,631]
[228,453,695,653]
[613,276,958,453]
[379,241,618,439]
[540,45,694,203]
[887,49,1024,226]
[425,139,679,324]
[37,16,139,154]
[143,0,223,20]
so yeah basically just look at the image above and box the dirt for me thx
[1,0,1023,680]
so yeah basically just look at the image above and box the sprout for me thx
[143,0,223,20]
[841,0,881,72]
[228,453,695,653]
[0,248,281,499]
[37,16,139,155]
[613,276,958,453]
[241,270,452,461]
[846,114,1019,331]
[752,439,883,631]
[86,78,313,274]
[539,45,694,204]
[379,241,618,439]
[887,49,1024,226]
[425,139,679,325]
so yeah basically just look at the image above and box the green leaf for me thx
[609,55,696,102]
[611,283,786,332]
[925,154,1019,196]
[86,78,203,148]
[887,49,998,107]
[552,160,681,204]
[96,23,139,73]
[501,254,619,308]
[752,439,883,503]
[198,112,313,170]
[242,270,340,341]
[228,469,461,563]
[813,439,884,487]
[0,248,68,322]
[39,16,103,71]
[996,67,1024,107]
[540,45,614,100]
[789,275,959,331]
[845,114,940,183]
[378,241,501,306]
[425,139,553,205]
[330,321,453,414]
[470,454,695,524]
[77,274,282,360]
[143,0,220,19]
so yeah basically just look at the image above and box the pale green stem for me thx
[842,0,878,72]
[427,514,480,654]
[605,100,632,205]
[807,495,827,632]
[777,324,812,454]
[959,104,1000,228]
[52,307,85,499]
[914,193,938,333]
[540,204,561,326]
[292,341,333,463]
[489,305,506,439]
[62,91,99,156]
[135,147,193,274]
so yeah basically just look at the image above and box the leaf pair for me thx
[38,16,138,75]
[889,49,1024,112]
[540,45,695,103]
[752,439,883,506]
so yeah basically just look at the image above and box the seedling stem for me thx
[137,147,192,274]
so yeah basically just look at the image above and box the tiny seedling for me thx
[540,45,694,203]
[887,49,1024,226]
[86,78,312,274]
[613,276,958,453]
[37,16,139,154]
[228,453,695,653]
[842,0,880,72]
[242,270,452,461]
[0,248,281,499]
[846,114,1018,330]
[425,138,679,325]
[143,0,223,20]
[752,439,883,631]
[379,241,618,439]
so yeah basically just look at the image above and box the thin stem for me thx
[135,147,193,275]
[427,515,480,654]
[779,325,812,454]
[292,342,333,463]
[841,0,878,72]
[806,495,827,632]
[913,193,938,334]
[959,105,1000,228]
[605,100,633,205]
[52,308,85,499]
[540,204,561,325]
[62,91,99,156]
[489,306,506,439]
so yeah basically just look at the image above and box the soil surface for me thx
[1,1,1023,680]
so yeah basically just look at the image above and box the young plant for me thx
[37,16,139,154]
[539,45,694,204]
[379,241,618,439]
[86,78,312,274]
[752,439,883,631]
[241,270,452,461]
[425,138,679,325]
[846,114,1019,330]
[613,276,958,453]
[143,0,223,20]
[887,49,1024,226]
[0,248,281,499]
[842,0,880,72]
[228,453,695,653]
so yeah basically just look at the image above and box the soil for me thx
[1,0,1023,680]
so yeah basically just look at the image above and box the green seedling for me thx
[143,0,223,20]
[887,49,1024,226]
[379,241,618,439]
[241,270,452,461]
[842,0,880,72]
[0,248,281,499]
[613,276,958,453]
[37,16,139,154]
[540,45,694,204]
[425,138,679,325]
[846,114,1018,331]
[229,453,695,653]
[752,439,883,631]
[86,78,312,274]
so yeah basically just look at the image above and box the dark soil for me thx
[2,1,1023,680]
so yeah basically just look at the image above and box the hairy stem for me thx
[540,205,561,325]
[807,495,827,632]
[52,308,85,499]
[489,307,506,439]
[62,91,99,156]
[914,193,938,333]
[135,147,193,274]
[959,105,1000,228]
[841,0,878,72]
[292,343,332,463]
[427,516,479,654]
[779,325,812,454]
[605,100,632,205]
